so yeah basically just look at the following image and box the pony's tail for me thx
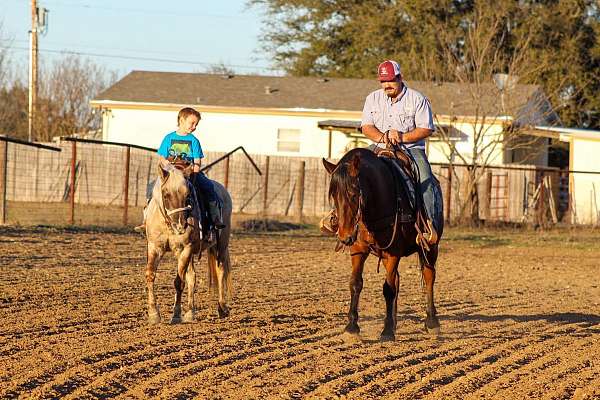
[207,248,218,294]
[207,247,233,300]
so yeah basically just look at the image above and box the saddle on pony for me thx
[166,155,222,240]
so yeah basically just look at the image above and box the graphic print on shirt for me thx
[169,139,192,159]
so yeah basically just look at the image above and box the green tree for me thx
[250,0,600,128]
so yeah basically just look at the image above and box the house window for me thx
[277,128,301,152]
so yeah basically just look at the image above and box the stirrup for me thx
[319,209,338,236]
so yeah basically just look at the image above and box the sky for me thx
[1,0,279,80]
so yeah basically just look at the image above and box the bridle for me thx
[159,177,195,234]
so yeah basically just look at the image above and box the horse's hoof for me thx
[182,310,195,323]
[425,318,441,335]
[148,313,161,325]
[380,332,395,342]
[344,323,360,335]
[170,316,182,324]
[217,304,230,318]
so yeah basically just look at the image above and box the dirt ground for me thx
[0,225,599,399]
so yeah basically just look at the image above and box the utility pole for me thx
[28,2,48,142]
[28,0,38,143]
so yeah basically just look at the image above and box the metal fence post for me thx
[223,155,230,189]
[262,156,270,215]
[0,141,7,224]
[295,161,305,222]
[446,165,453,224]
[123,146,131,226]
[69,140,76,225]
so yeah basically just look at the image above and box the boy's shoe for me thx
[134,224,146,233]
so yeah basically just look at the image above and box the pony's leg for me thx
[215,250,231,318]
[171,246,193,324]
[420,247,440,334]
[146,243,163,325]
[381,255,400,342]
[182,257,196,323]
[345,252,367,335]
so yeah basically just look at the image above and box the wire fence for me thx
[1,136,599,227]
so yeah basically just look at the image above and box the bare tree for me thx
[204,61,236,76]
[429,2,565,225]
[32,55,116,141]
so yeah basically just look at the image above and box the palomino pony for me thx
[323,147,443,341]
[143,163,232,325]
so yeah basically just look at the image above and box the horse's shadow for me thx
[444,311,600,326]
[350,311,600,344]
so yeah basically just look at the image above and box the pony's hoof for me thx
[148,313,161,325]
[182,310,195,323]
[426,325,441,336]
[380,332,395,342]
[170,316,182,324]
[217,304,230,318]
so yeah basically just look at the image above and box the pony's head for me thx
[323,151,363,246]
[158,163,194,234]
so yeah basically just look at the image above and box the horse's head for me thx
[158,163,195,234]
[323,151,363,246]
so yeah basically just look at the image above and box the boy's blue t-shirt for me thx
[157,131,204,162]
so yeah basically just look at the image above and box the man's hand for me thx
[193,164,201,173]
[388,129,402,145]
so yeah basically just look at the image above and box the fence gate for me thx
[489,172,509,221]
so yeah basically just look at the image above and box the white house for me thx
[526,126,600,225]
[90,71,556,164]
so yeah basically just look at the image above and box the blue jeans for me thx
[193,172,218,204]
[407,148,443,232]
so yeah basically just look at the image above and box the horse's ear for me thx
[158,163,169,182]
[322,158,337,174]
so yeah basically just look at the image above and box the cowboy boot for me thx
[208,200,226,230]
[134,199,151,233]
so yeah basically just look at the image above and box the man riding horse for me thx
[322,60,441,243]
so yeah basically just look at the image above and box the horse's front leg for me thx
[171,245,193,324]
[381,255,400,342]
[420,248,440,334]
[182,255,197,323]
[146,243,163,325]
[345,251,368,335]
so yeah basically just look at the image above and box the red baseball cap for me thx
[377,60,401,81]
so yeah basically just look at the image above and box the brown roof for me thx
[94,70,549,118]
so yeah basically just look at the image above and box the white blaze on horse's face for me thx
[161,168,192,234]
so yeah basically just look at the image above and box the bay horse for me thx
[143,163,232,325]
[323,147,443,341]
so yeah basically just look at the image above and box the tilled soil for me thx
[0,226,599,399]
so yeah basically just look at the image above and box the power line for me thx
[8,38,272,63]
[5,0,255,20]
[2,45,278,71]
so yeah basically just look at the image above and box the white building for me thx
[91,71,555,164]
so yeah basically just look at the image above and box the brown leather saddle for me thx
[372,145,438,249]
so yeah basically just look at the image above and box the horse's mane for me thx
[328,149,371,214]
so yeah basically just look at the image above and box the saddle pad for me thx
[380,157,417,211]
